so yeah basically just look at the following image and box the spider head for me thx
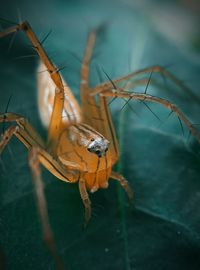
[67,124,110,158]
[87,137,109,158]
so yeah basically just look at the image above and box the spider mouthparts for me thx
[87,137,109,157]
[90,186,99,193]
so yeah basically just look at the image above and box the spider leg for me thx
[95,89,200,144]
[0,22,80,154]
[0,22,63,88]
[110,171,134,206]
[98,95,119,163]
[0,125,66,268]
[0,112,44,148]
[0,125,19,153]
[80,31,120,164]
[79,177,91,227]
[0,113,80,269]
[0,112,80,182]
[80,30,96,91]
[29,147,64,270]
[92,65,199,101]
[80,31,102,130]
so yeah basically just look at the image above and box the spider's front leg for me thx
[0,112,45,151]
[94,89,200,144]
[92,64,200,103]
[0,21,81,154]
[0,22,63,150]
[0,112,81,269]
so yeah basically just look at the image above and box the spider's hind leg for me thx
[96,89,200,144]
[29,147,65,270]
[0,21,81,154]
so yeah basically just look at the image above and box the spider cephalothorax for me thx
[67,123,110,157]
[87,137,109,157]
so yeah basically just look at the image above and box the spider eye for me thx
[91,138,95,141]
[95,150,101,155]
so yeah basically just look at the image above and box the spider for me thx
[0,20,200,269]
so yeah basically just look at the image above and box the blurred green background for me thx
[0,0,200,269]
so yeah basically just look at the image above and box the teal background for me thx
[0,0,200,269]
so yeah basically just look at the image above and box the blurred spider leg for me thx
[80,31,105,131]
[93,65,197,100]
[0,112,80,181]
[0,22,68,151]
[0,123,77,270]
[79,177,91,227]
[0,123,44,162]
[91,77,155,96]
[47,86,64,151]
[29,147,65,270]
[80,31,96,90]
[124,77,161,91]
[0,126,19,153]
[97,90,200,144]
[113,65,189,91]
[0,112,45,147]
[110,171,134,205]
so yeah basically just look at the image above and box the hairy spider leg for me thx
[0,113,81,270]
[0,21,81,154]
[80,31,133,201]
[80,31,119,164]
[92,89,200,144]
[91,64,199,103]
[0,113,80,181]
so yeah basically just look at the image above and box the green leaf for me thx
[0,1,200,270]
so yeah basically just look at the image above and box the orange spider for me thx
[0,21,200,269]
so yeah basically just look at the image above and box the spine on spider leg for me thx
[37,62,82,128]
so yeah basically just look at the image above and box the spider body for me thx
[56,123,112,191]
[37,62,114,192]
[1,20,200,270]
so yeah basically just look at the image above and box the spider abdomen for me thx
[37,62,82,127]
